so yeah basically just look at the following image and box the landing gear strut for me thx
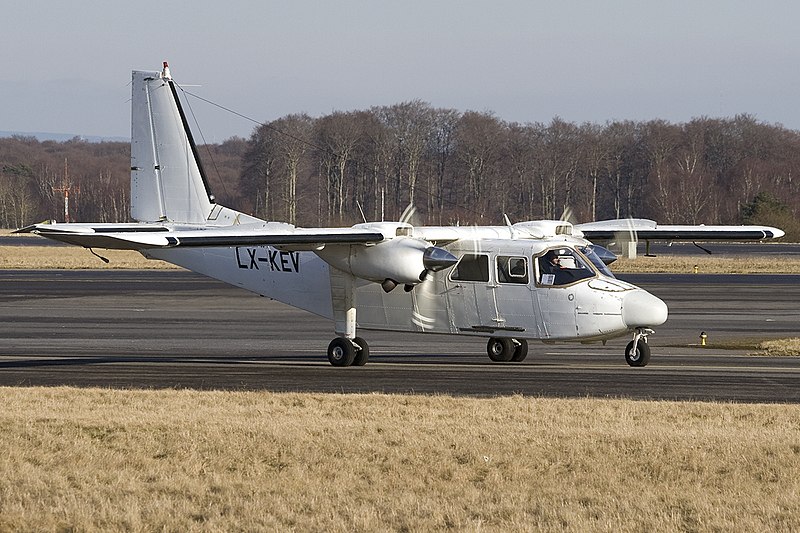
[487,337,528,363]
[327,273,369,367]
[625,328,653,367]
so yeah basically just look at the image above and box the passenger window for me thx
[537,248,596,286]
[496,256,528,284]
[451,254,489,282]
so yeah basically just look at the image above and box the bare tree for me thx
[240,125,278,219]
[0,164,36,227]
[314,112,363,224]
[452,111,505,221]
[600,121,641,220]
[641,120,680,222]
[576,123,610,222]
[428,108,460,223]
[671,119,711,224]
[269,114,313,224]
[538,117,580,220]
[505,122,543,220]
[375,101,435,215]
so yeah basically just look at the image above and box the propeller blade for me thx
[399,204,417,225]
[613,216,639,258]
[559,205,578,225]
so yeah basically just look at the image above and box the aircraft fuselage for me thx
[147,236,667,346]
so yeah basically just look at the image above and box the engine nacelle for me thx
[317,237,457,291]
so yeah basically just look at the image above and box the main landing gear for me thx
[625,328,653,367]
[486,337,528,363]
[328,273,370,367]
[327,337,369,367]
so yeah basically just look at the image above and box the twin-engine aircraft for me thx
[18,63,784,367]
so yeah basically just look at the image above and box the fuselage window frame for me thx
[496,255,529,285]
[450,253,490,283]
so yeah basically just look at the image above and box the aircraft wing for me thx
[575,219,785,242]
[16,222,386,250]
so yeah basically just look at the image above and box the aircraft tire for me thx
[328,337,356,367]
[352,337,370,366]
[487,337,514,362]
[625,339,651,367]
[511,339,529,362]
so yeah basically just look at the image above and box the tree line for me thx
[0,135,245,229]
[2,108,799,239]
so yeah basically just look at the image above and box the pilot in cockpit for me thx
[541,250,562,274]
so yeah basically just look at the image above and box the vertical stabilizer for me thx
[130,63,215,224]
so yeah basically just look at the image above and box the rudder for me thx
[130,63,215,224]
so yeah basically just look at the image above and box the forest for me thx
[2,105,799,240]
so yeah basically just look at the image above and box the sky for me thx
[2,1,799,141]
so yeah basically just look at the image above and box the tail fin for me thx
[130,62,215,224]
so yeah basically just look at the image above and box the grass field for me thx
[2,237,800,529]
[1,387,799,532]
[612,254,800,274]
[0,244,181,269]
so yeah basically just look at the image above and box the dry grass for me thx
[751,338,800,356]
[676,337,800,357]
[0,387,799,531]
[612,254,800,274]
[0,244,178,269]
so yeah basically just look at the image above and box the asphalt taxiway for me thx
[1,269,799,402]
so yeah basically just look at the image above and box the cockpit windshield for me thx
[537,247,597,286]
[578,245,615,278]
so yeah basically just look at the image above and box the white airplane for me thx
[18,63,785,367]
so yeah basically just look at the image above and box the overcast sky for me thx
[2,1,798,141]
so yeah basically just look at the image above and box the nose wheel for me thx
[625,328,653,367]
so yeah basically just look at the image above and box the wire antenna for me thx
[179,88,485,222]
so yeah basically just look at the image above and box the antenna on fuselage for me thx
[356,201,368,223]
[503,214,518,239]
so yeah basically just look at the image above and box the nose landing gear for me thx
[625,328,653,367]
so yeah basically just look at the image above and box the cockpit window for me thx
[578,245,615,278]
[451,254,489,282]
[496,256,528,284]
[537,247,596,286]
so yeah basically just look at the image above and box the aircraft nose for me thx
[622,290,668,328]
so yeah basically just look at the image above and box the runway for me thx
[1,269,799,402]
